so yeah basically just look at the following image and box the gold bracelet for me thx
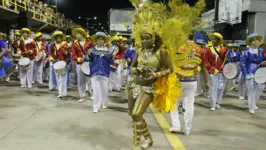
[155,69,171,78]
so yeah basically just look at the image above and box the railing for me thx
[1,0,76,29]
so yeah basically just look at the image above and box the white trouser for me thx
[170,81,197,131]
[196,72,204,95]
[109,63,122,91]
[72,61,77,84]
[238,72,247,97]
[43,61,49,81]
[33,61,43,84]
[76,63,92,98]
[209,73,226,108]
[91,76,109,110]
[55,72,68,96]
[49,62,57,89]
[126,69,133,83]
[246,79,265,111]
[20,61,34,87]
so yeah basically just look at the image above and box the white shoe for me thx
[89,96,94,100]
[181,128,190,136]
[32,81,35,84]
[216,104,221,109]
[210,108,215,111]
[255,106,258,110]
[28,86,32,89]
[5,76,10,82]
[93,109,98,113]
[102,105,107,109]
[57,95,63,98]
[249,110,255,114]
[78,99,85,103]
[169,127,181,133]
[239,96,245,100]
[20,85,26,88]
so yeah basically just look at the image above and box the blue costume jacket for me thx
[240,47,265,77]
[90,46,113,77]
[227,50,240,63]
[123,44,136,69]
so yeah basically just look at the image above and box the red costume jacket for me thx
[18,39,37,60]
[71,40,94,64]
[49,42,69,62]
[204,45,227,74]
[36,41,46,53]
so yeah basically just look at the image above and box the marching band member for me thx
[33,32,46,85]
[227,43,240,90]
[170,38,209,135]
[71,28,94,102]
[238,41,247,100]
[0,36,7,80]
[0,34,16,82]
[42,37,51,82]
[109,36,126,92]
[11,31,22,66]
[241,33,265,114]
[205,32,227,111]
[195,39,208,96]
[18,28,37,88]
[124,34,136,83]
[47,38,59,90]
[49,31,70,98]
[89,32,113,113]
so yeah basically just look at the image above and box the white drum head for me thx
[254,68,266,84]
[19,58,30,66]
[223,63,239,80]
[81,62,90,76]
[53,61,66,70]
[35,52,43,61]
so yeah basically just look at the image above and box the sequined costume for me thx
[127,0,205,149]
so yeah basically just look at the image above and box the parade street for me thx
[0,78,266,150]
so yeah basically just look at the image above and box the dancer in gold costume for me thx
[127,0,205,149]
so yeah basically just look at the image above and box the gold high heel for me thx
[133,121,144,150]
[141,119,153,149]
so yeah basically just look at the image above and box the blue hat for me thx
[232,43,239,47]
[90,31,110,43]
[238,41,246,46]
[130,34,134,40]
[196,39,206,44]
[245,33,263,45]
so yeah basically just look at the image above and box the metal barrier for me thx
[1,0,74,29]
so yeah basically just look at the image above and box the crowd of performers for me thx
[1,0,266,149]
[0,27,132,113]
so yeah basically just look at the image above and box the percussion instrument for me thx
[81,62,90,76]
[223,63,240,80]
[53,61,67,75]
[254,68,266,84]
[19,58,31,70]
[35,51,44,62]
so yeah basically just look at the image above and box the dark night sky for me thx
[55,0,200,32]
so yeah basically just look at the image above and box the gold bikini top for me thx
[137,48,161,71]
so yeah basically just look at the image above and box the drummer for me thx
[89,32,113,113]
[71,28,94,102]
[227,43,240,90]
[11,31,22,66]
[240,33,265,114]
[204,32,227,111]
[49,31,70,98]
[18,28,37,88]
[0,34,16,82]
[123,34,136,83]
[33,32,46,85]
[238,41,247,100]
[0,36,7,80]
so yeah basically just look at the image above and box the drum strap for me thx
[211,46,224,60]
[77,42,86,55]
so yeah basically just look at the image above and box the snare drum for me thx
[19,58,31,70]
[223,63,240,80]
[53,61,67,75]
[35,51,44,62]
[254,68,266,84]
[81,62,90,76]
